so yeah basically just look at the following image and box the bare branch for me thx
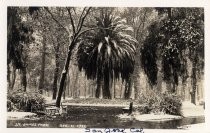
[75,26,122,42]
[72,7,77,16]
[44,7,68,32]
[74,28,95,41]
[76,7,86,32]
[66,7,76,34]
[75,7,92,36]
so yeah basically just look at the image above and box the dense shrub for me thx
[7,90,45,112]
[137,91,182,115]
[7,99,18,111]
[160,93,182,115]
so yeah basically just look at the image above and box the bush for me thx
[137,91,182,115]
[7,99,18,112]
[7,90,46,112]
[160,93,182,115]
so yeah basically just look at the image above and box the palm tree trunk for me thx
[103,73,111,99]
[124,78,132,99]
[134,79,140,99]
[92,81,95,97]
[84,80,87,98]
[96,77,102,98]
[120,80,124,98]
[111,75,115,99]
[132,54,141,99]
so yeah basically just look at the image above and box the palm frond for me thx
[77,14,137,83]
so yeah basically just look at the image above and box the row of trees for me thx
[141,8,204,104]
[7,7,204,107]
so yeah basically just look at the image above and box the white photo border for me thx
[0,0,209,133]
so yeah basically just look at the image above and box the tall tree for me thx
[7,7,33,91]
[52,36,61,99]
[38,35,46,94]
[77,8,137,99]
[29,7,69,98]
[121,8,156,99]
[142,8,204,104]
[44,7,92,107]
[29,7,53,94]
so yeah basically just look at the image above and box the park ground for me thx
[8,97,205,130]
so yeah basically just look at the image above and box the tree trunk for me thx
[7,64,11,90]
[52,56,59,99]
[172,82,177,93]
[103,73,111,99]
[53,7,91,107]
[167,8,172,19]
[92,81,95,97]
[73,70,79,98]
[67,72,70,97]
[8,64,17,90]
[56,39,76,107]
[113,78,116,98]
[63,80,67,100]
[96,77,102,98]
[56,63,69,107]
[11,67,16,90]
[20,67,27,91]
[38,37,46,94]
[84,81,87,98]
[156,58,163,93]
[52,39,60,99]
[132,52,141,99]
[133,68,140,99]
[111,76,115,99]
[130,9,149,100]
[191,61,197,104]
[120,80,124,98]
[124,78,132,99]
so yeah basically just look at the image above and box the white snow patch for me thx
[7,112,37,120]
[135,114,182,121]
[178,123,205,130]
[118,113,182,122]
[181,101,204,117]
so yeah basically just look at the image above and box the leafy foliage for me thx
[141,23,159,85]
[138,91,182,115]
[7,7,34,69]
[161,93,182,115]
[141,8,204,89]
[7,90,45,112]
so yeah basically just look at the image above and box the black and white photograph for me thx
[0,0,209,133]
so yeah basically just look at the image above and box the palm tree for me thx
[77,9,137,99]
